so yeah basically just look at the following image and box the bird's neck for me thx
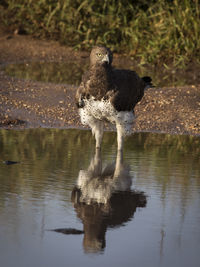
[90,64,111,79]
[88,64,112,99]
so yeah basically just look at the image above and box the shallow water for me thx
[0,129,200,267]
[2,61,200,87]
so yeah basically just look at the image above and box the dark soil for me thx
[0,33,200,135]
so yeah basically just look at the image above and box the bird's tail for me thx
[142,76,153,90]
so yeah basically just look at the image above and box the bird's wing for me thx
[109,69,147,111]
[75,71,90,108]
[75,82,85,108]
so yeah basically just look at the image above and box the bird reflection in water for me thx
[71,149,147,254]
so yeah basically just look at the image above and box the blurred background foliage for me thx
[0,0,200,66]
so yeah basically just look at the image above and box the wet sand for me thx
[0,33,200,135]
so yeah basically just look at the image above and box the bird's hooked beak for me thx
[102,54,110,64]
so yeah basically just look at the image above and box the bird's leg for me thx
[116,123,125,151]
[95,121,104,149]
[113,149,123,178]
[90,120,104,149]
[88,148,102,176]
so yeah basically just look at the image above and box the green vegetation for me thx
[0,0,200,66]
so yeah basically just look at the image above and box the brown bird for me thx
[76,46,152,151]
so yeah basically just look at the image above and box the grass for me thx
[0,0,200,66]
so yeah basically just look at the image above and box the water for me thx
[2,61,200,87]
[0,129,200,267]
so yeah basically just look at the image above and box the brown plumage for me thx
[76,46,152,150]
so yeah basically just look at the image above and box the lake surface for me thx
[0,129,200,267]
[2,61,200,87]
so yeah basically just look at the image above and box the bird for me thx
[75,46,152,151]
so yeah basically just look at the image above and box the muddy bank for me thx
[0,33,200,135]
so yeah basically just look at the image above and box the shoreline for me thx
[0,34,200,136]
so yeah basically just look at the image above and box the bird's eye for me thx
[97,53,102,57]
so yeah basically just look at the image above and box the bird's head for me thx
[90,46,113,67]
